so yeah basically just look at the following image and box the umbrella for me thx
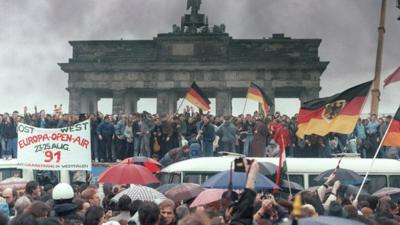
[0,177,28,191]
[373,187,400,198]
[292,216,366,225]
[156,184,179,194]
[308,185,370,201]
[342,184,369,197]
[313,168,364,186]
[190,189,232,208]
[202,170,279,191]
[111,185,166,202]
[259,162,278,176]
[121,157,162,173]
[98,163,159,185]
[165,183,205,203]
[280,180,304,193]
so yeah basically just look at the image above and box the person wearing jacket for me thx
[216,116,237,153]
[132,114,141,157]
[139,114,155,157]
[226,160,259,225]
[114,115,127,161]
[159,142,190,167]
[124,118,135,158]
[0,114,5,159]
[96,115,115,162]
[199,115,215,157]
[3,114,18,159]
[242,114,255,156]
[251,118,267,157]
[36,110,49,128]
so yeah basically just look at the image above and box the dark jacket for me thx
[3,121,17,139]
[132,120,141,138]
[96,121,115,137]
[36,118,49,128]
[230,188,256,225]
[185,122,198,142]
[202,123,215,143]
[0,122,4,138]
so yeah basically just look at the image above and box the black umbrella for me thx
[259,162,278,176]
[314,168,364,186]
[281,180,304,193]
[156,183,179,194]
[342,184,369,198]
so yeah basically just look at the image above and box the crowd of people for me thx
[0,105,399,161]
[0,160,399,225]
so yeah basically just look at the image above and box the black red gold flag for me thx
[185,82,211,111]
[246,82,274,114]
[297,81,373,138]
[383,107,400,147]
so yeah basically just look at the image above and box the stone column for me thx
[300,87,320,104]
[216,90,232,116]
[157,91,169,114]
[157,90,178,114]
[68,88,82,114]
[80,93,90,113]
[79,90,98,114]
[87,91,98,113]
[112,89,126,114]
[168,91,178,113]
[124,91,139,114]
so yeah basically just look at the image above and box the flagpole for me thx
[370,0,387,115]
[243,83,250,115]
[281,134,292,196]
[354,116,394,202]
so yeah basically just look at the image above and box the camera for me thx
[234,157,254,172]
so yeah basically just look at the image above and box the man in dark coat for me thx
[96,115,115,162]
[251,118,267,157]
[199,115,215,157]
[3,114,18,159]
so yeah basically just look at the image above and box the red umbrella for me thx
[165,183,205,203]
[121,157,162,173]
[98,163,159,185]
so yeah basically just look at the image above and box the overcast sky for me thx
[0,0,399,116]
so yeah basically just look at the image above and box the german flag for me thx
[246,82,274,114]
[383,107,400,147]
[185,82,211,111]
[297,81,372,139]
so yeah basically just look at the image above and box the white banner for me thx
[17,120,91,171]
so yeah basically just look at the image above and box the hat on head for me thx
[52,183,74,204]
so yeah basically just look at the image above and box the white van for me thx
[0,159,73,183]
[0,159,110,185]
[159,156,400,193]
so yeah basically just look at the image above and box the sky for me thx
[0,0,399,116]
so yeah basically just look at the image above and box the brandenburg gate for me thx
[59,0,328,115]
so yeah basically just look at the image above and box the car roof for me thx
[161,156,400,175]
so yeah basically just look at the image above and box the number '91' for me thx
[44,151,61,163]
